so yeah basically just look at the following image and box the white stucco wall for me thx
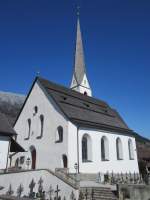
[71,74,92,96]
[68,122,78,173]
[78,128,139,174]
[80,74,92,96]
[0,136,9,170]
[13,81,68,170]
[0,170,78,199]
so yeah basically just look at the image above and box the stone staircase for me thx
[80,187,118,200]
[55,170,118,199]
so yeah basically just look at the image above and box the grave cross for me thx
[48,185,54,200]
[70,191,75,200]
[38,177,44,198]
[133,172,136,184]
[91,188,94,200]
[17,184,24,198]
[29,179,36,197]
[55,185,60,200]
[38,177,43,185]
[84,188,88,200]
[7,184,14,196]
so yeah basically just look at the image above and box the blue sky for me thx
[0,0,150,138]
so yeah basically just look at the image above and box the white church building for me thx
[12,17,139,175]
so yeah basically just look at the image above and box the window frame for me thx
[24,118,31,140]
[82,134,92,163]
[101,136,109,161]
[55,126,63,143]
[128,139,134,160]
[116,137,123,160]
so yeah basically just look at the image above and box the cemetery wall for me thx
[0,169,79,200]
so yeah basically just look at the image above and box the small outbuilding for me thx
[0,112,24,171]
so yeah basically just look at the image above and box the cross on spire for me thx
[77,6,80,16]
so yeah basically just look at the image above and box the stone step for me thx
[81,186,113,190]
[80,192,115,196]
[80,187,118,200]
[81,188,115,194]
[81,195,117,199]
[80,195,117,199]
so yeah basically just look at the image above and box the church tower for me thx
[70,16,92,96]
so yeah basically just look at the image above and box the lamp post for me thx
[26,157,31,170]
[74,163,79,183]
[74,163,78,174]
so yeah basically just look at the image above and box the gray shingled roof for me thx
[38,77,135,135]
[0,112,16,136]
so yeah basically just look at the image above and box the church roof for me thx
[37,77,136,136]
[0,112,17,136]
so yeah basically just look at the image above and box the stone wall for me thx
[118,184,150,200]
[0,169,79,200]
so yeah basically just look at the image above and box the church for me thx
[10,16,139,175]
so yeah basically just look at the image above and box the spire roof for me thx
[73,17,86,84]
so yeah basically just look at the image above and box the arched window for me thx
[55,126,63,143]
[37,115,44,139]
[33,106,38,115]
[128,139,134,160]
[116,138,123,160]
[101,136,109,161]
[25,118,31,140]
[82,134,92,162]
[84,91,87,96]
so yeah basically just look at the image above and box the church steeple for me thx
[70,15,92,97]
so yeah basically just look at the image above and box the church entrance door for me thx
[30,146,36,170]
[62,155,68,168]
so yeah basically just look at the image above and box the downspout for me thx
[77,126,80,173]
[5,138,11,172]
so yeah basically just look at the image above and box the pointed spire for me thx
[74,15,86,85]
[70,12,92,96]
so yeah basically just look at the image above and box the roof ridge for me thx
[38,76,108,107]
